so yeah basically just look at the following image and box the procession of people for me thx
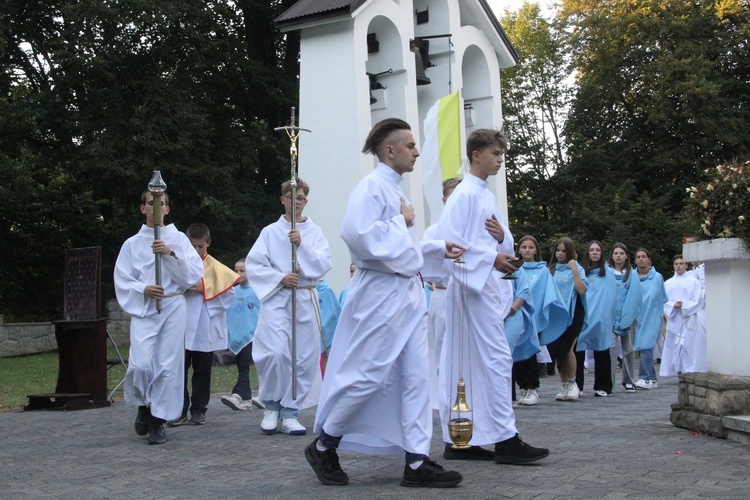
[114,119,706,489]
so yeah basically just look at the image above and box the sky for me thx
[486,0,557,18]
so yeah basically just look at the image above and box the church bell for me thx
[367,69,392,105]
[410,38,435,86]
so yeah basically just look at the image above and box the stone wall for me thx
[670,372,750,438]
[105,300,131,346]
[0,300,131,358]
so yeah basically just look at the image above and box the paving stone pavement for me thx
[2,370,749,499]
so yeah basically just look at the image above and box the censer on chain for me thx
[448,257,474,449]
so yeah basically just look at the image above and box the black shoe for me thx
[401,458,463,488]
[443,443,494,460]
[190,410,206,425]
[147,422,167,445]
[494,434,549,464]
[135,406,149,436]
[304,439,349,486]
[166,414,189,427]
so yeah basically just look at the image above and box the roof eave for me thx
[276,9,352,32]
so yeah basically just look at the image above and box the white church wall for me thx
[296,20,367,293]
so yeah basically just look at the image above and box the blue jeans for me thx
[263,400,299,419]
[318,430,342,449]
[638,349,657,382]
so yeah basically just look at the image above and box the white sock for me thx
[408,460,424,470]
[316,442,328,453]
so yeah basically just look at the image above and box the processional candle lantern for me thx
[148,170,167,313]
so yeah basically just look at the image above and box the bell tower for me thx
[276,0,518,292]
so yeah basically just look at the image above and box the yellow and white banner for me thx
[421,91,463,225]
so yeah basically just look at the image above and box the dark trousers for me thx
[575,348,612,393]
[513,355,540,391]
[546,296,585,371]
[182,349,214,416]
[231,343,253,400]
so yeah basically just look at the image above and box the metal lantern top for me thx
[148,170,167,193]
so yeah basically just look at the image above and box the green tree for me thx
[555,0,750,269]
[500,1,572,255]
[1,0,300,320]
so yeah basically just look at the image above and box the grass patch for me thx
[0,343,258,411]
[0,351,59,411]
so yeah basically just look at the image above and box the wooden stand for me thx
[25,318,111,411]
[25,247,112,412]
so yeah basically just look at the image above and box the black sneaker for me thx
[190,410,206,425]
[135,406,149,436]
[494,434,549,464]
[401,458,462,488]
[304,439,349,486]
[147,422,167,445]
[443,443,494,460]
[166,415,189,427]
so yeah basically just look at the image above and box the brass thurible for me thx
[447,377,474,449]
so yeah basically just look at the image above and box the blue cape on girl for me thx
[504,267,541,362]
[522,261,569,345]
[577,265,615,351]
[613,267,642,336]
[551,262,589,333]
[634,267,668,350]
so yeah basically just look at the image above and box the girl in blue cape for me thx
[547,237,588,402]
[633,248,667,388]
[576,241,616,397]
[513,235,568,406]
[610,243,643,393]
[504,265,539,405]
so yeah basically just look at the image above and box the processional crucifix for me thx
[275,107,311,400]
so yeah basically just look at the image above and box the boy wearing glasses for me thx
[246,178,332,436]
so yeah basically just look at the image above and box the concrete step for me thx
[722,415,750,444]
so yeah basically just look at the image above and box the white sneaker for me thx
[555,383,569,401]
[261,410,279,434]
[649,381,658,389]
[594,390,610,397]
[635,379,650,390]
[279,417,307,435]
[251,396,265,409]
[567,384,580,400]
[519,389,540,406]
[221,393,250,411]
[515,389,527,406]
